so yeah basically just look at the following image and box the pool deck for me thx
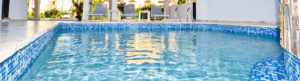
[0,20,279,63]
[0,21,60,62]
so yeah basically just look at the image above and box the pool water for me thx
[20,28,281,81]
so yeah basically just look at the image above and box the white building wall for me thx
[196,0,279,23]
[9,0,28,20]
[0,0,2,20]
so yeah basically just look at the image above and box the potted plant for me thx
[72,0,83,21]
[117,2,126,19]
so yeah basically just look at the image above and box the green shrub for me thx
[40,8,66,19]
[27,12,34,19]
[39,13,46,19]
[117,2,125,13]
[178,0,187,4]
[72,0,84,16]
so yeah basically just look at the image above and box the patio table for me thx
[139,11,150,22]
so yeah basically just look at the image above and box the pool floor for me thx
[20,29,281,81]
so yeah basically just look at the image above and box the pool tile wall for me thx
[60,23,279,38]
[0,24,61,81]
[284,49,300,81]
[194,24,280,39]
[0,23,282,81]
[59,23,181,32]
[251,48,300,81]
[252,55,287,81]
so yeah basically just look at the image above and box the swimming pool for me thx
[0,23,284,81]
[14,23,280,81]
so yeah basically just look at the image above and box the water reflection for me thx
[21,29,282,81]
[83,32,180,65]
[125,33,164,64]
[168,32,178,52]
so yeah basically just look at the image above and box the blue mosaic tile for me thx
[252,55,288,81]
[194,24,280,39]
[284,49,300,81]
[59,23,279,38]
[0,23,283,81]
[0,24,60,81]
[252,48,300,81]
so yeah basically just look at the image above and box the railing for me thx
[169,2,194,22]
[186,7,194,22]
[175,7,180,22]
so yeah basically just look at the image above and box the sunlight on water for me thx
[20,29,281,81]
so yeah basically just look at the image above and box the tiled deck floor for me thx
[0,21,60,62]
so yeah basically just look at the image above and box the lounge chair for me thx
[122,4,136,20]
[151,6,169,21]
[88,4,107,20]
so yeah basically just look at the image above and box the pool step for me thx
[252,55,288,81]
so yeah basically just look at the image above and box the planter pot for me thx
[121,16,126,20]
[76,16,82,21]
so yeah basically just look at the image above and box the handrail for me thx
[187,7,191,22]
[174,7,177,19]
[175,7,181,22]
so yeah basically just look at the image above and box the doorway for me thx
[2,0,10,19]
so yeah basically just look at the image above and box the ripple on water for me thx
[20,30,281,81]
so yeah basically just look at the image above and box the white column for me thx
[9,0,28,20]
[109,0,118,21]
[83,0,89,21]
[34,0,40,19]
[164,0,169,16]
[89,0,94,19]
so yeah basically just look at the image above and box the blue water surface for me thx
[20,27,282,81]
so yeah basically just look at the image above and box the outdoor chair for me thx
[88,4,107,20]
[121,4,136,20]
[151,6,169,21]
